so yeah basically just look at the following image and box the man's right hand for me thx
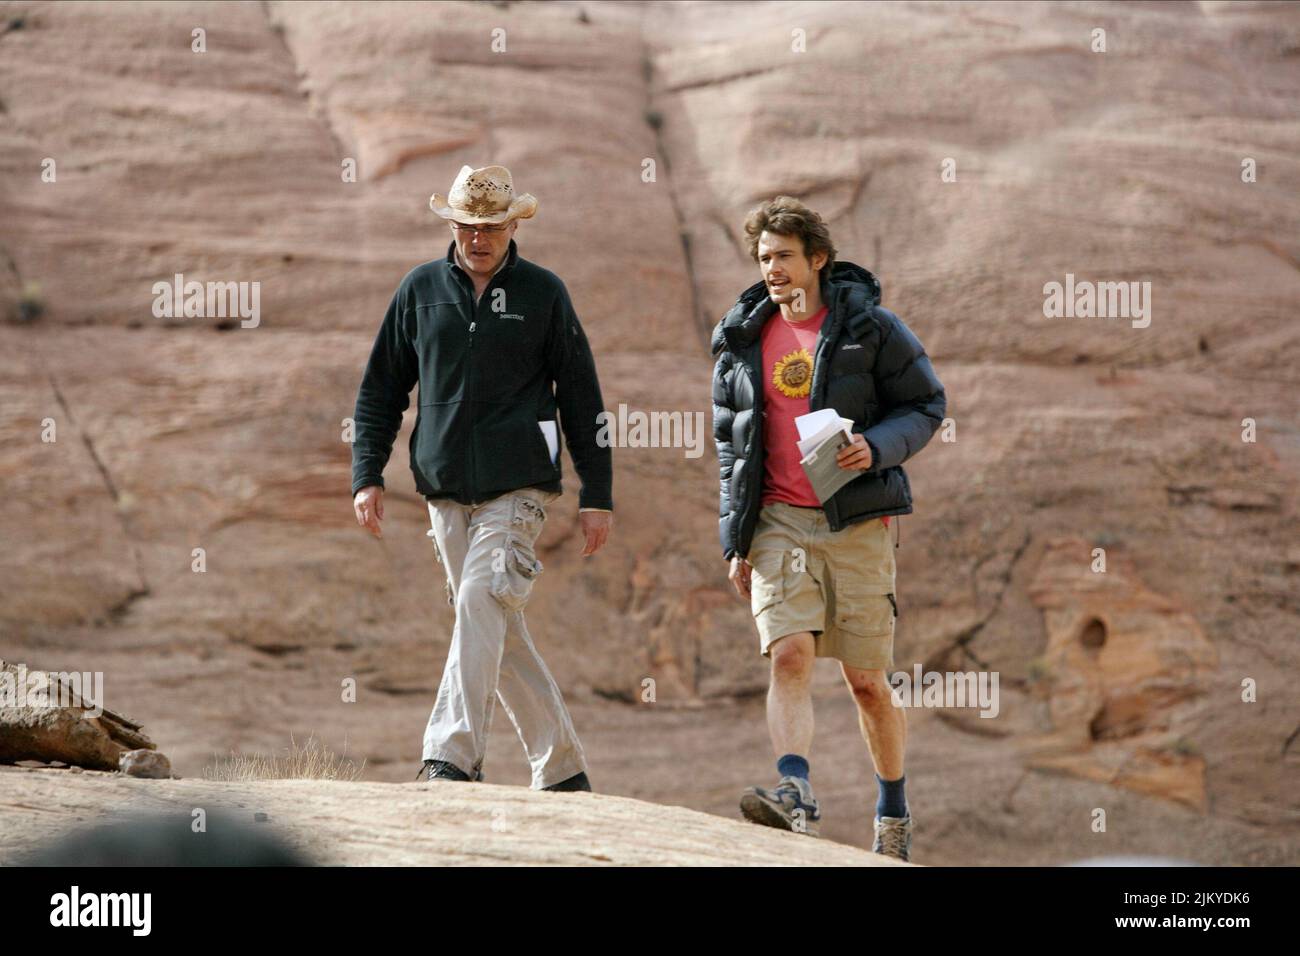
[354,485,384,538]
[729,555,751,600]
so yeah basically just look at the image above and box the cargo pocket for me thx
[510,493,548,534]
[749,551,786,619]
[835,590,896,638]
[491,536,544,612]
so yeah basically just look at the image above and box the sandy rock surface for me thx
[0,765,906,866]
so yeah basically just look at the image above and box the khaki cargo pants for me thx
[422,486,587,789]
[748,502,898,670]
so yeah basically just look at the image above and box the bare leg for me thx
[767,632,816,757]
[841,664,906,779]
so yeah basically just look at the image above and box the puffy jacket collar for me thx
[711,260,883,356]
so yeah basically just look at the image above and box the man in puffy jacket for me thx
[351,165,613,792]
[711,196,945,860]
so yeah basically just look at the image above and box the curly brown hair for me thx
[742,196,837,276]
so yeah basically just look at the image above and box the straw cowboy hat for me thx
[429,164,539,225]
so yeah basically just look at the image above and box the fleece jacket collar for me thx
[445,237,521,285]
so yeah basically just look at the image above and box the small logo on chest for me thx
[499,313,526,322]
[841,343,863,350]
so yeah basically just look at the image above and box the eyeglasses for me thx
[450,221,512,236]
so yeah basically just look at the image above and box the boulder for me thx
[119,749,173,779]
[0,660,160,772]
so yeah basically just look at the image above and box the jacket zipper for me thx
[461,258,478,502]
[455,245,514,505]
[740,341,764,559]
[809,298,842,531]
[465,273,501,504]
[810,295,899,544]
[466,317,476,500]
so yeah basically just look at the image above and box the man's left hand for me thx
[579,510,613,557]
[836,432,874,471]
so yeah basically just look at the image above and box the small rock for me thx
[119,749,172,779]
[254,811,269,823]
[69,766,84,774]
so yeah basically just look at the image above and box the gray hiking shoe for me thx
[872,814,914,861]
[740,775,821,836]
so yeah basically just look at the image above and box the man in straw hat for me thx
[351,164,612,792]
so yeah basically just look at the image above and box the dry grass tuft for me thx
[203,733,366,782]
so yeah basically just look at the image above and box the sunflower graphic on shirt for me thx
[772,347,813,399]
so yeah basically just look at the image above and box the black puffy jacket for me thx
[710,261,946,561]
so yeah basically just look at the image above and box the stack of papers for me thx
[795,409,858,504]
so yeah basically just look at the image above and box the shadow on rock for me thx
[16,809,314,866]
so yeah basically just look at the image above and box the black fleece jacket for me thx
[350,239,613,510]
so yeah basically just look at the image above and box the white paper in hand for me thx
[794,409,854,458]
[795,409,858,504]
[539,421,559,464]
[795,408,843,442]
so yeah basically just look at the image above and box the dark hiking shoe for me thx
[872,814,914,862]
[418,759,471,782]
[740,776,821,836]
[542,771,592,792]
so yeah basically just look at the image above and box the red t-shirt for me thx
[759,305,889,526]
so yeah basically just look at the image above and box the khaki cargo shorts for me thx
[747,502,897,670]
